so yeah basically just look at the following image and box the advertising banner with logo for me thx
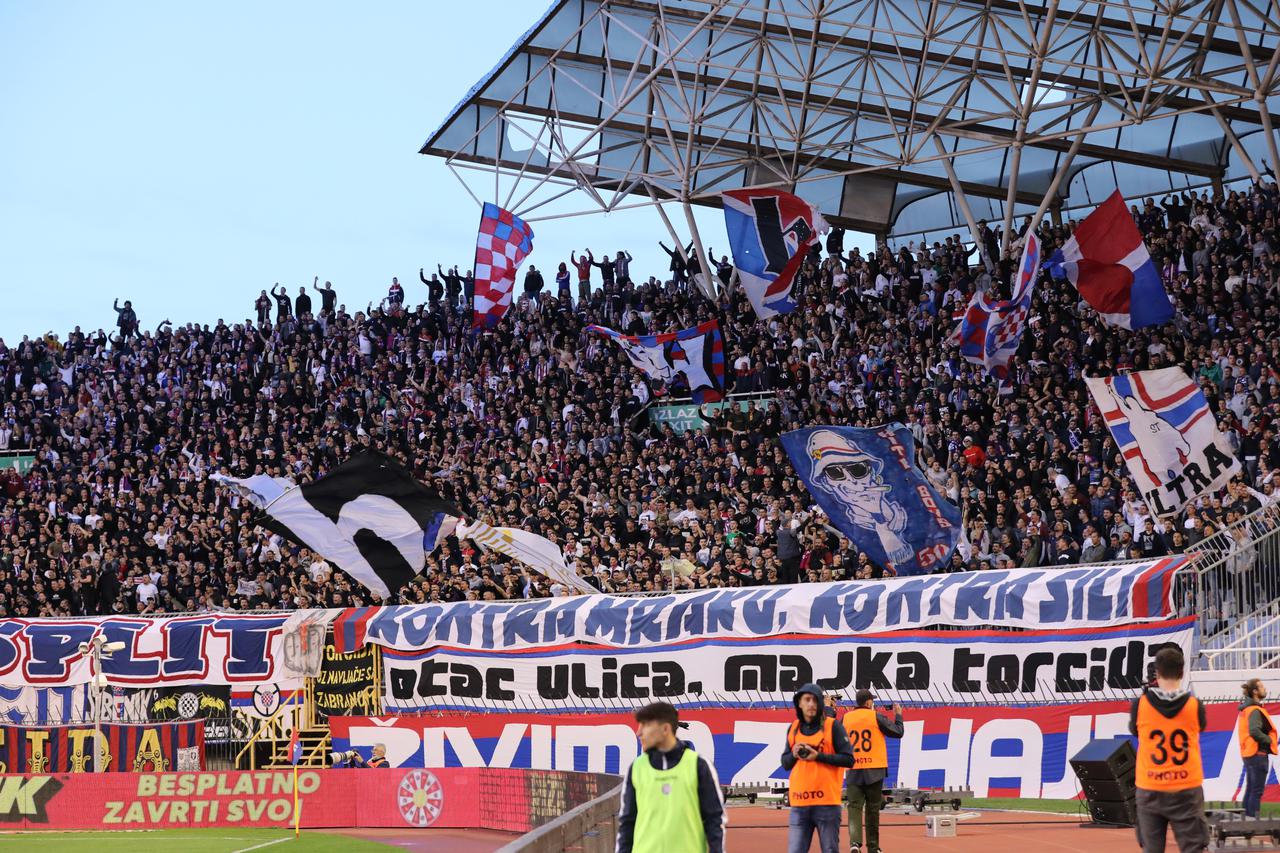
[0,721,202,774]
[0,767,615,831]
[332,700,1280,802]
[380,619,1193,712]
[313,644,379,721]
[338,557,1187,654]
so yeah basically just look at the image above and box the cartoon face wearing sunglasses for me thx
[805,429,914,566]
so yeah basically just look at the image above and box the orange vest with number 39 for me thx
[1134,693,1204,792]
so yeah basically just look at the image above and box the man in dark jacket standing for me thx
[617,702,724,853]
[781,684,854,853]
[842,689,905,853]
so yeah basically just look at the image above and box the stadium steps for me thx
[264,727,331,768]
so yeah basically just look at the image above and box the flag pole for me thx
[292,687,301,839]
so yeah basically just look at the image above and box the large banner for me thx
[0,612,325,688]
[341,557,1187,653]
[0,721,202,774]
[381,620,1194,712]
[332,701,1280,802]
[781,424,961,575]
[0,767,614,831]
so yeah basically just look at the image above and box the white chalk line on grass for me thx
[231,837,292,853]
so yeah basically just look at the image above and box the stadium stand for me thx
[0,174,1278,622]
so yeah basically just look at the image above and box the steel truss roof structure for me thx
[423,0,1280,265]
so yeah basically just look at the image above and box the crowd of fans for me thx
[0,175,1278,622]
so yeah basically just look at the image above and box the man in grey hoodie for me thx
[780,683,854,853]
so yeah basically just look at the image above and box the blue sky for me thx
[0,2,874,344]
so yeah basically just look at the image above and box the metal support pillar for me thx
[932,135,990,270]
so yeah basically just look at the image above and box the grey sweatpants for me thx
[1135,787,1209,852]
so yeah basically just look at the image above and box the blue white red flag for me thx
[1046,191,1173,330]
[587,320,726,403]
[781,424,960,576]
[1085,367,1240,517]
[721,188,827,319]
[472,203,534,330]
[288,726,302,764]
[949,230,1040,388]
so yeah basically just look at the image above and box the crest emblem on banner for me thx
[397,769,444,827]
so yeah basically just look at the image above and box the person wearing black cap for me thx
[842,689,904,853]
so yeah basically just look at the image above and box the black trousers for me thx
[1134,787,1209,853]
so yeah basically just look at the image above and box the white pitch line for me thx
[231,837,292,853]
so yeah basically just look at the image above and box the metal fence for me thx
[495,780,623,853]
[1184,502,1280,664]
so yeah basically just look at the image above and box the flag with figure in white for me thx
[949,230,1040,389]
[781,424,961,575]
[256,450,461,600]
[1085,367,1240,517]
[587,320,726,403]
[721,187,827,318]
[472,203,534,330]
[456,519,596,595]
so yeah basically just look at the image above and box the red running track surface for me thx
[723,806,1139,852]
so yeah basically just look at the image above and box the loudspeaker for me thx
[1070,738,1137,827]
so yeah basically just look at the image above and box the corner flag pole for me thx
[293,761,300,839]
[292,688,302,839]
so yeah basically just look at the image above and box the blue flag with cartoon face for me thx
[781,424,961,575]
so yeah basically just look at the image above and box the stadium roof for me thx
[423,0,1280,248]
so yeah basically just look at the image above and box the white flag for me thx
[1085,367,1241,517]
[457,520,596,595]
[210,473,295,509]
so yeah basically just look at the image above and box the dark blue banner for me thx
[781,424,961,575]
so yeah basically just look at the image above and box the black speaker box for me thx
[1083,795,1137,826]
[1070,738,1138,827]
[1070,737,1137,782]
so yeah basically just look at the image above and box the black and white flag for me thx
[256,450,461,599]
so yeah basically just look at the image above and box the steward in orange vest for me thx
[842,689,904,853]
[1238,678,1276,818]
[1127,647,1208,853]
[781,684,853,853]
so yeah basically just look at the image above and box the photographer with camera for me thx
[330,743,389,768]
[781,684,853,853]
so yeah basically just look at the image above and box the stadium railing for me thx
[494,778,623,853]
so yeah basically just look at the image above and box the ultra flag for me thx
[1085,367,1240,516]
[721,187,827,318]
[472,203,534,329]
[950,230,1040,387]
[1047,190,1173,330]
[457,520,596,595]
[781,424,961,575]
[587,320,726,403]
[255,450,461,600]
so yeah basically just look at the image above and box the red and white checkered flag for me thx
[472,203,534,330]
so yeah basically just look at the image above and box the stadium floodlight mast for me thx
[78,636,126,772]
[424,0,1280,268]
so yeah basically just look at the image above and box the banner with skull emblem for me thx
[782,424,961,575]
